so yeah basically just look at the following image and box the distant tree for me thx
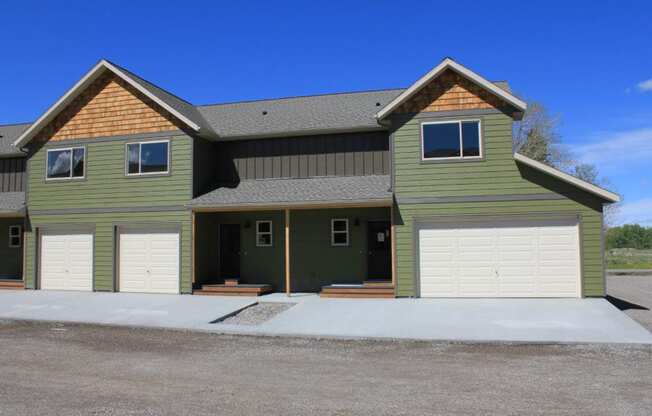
[606,224,652,250]
[571,163,620,228]
[513,101,571,169]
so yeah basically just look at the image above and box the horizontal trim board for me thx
[116,222,182,233]
[38,223,97,233]
[392,108,503,122]
[30,205,187,215]
[412,212,581,226]
[396,193,566,204]
[191,199,392,212]
[42,130,184,147]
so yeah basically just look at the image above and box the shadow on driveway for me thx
[606,295,649,311]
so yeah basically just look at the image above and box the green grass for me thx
[606,248,652,270]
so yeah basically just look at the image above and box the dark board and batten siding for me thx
[216,132,389,182]
[0,158,26,192]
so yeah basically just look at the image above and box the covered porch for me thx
[0,192,26,290]
[189,176,395,298]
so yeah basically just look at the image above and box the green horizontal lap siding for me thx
[0,218,23,278]
[27,134,191,210]
[23,211,192,293]
[392,112,606,297]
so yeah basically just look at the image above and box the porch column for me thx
[191,210,196,286]
[390,203,396,288]
[285,209,291,296]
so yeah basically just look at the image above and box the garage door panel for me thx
[41,233,93,291]
[119,232,179,294]
[419,219,580,298]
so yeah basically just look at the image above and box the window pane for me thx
[423,123,460,158]
[72,148,85,177]
[10,227,20,237]
[127,144,140,174]
[257,234,272,246]
[11,237,20,247]
[141,142,168,173]
[332,220,347,232]
[333,233,348,245]
[462,121,480,157]
[47,150,71,178]
[257,222,271,233]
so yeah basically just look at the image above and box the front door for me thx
[219,224,241,279]
[367,221,391,280]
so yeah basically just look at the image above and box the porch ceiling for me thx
[188,175,392,210]
[0,192,25,216]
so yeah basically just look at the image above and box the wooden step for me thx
[194,284,273,297]
[320,285,394,298]
[363,280,392,287]
[0,279,24,290]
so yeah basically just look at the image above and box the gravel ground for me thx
[0,320,651,416]
[607,273,652,331]
[220,302,294,325]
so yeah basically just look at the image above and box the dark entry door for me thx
[219,224,241,278]
[367,221,391,280]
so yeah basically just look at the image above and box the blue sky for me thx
[2,1,651,225]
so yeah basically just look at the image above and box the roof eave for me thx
[514,153,621,203]
[375,58,527,121]
[13,60,206,149]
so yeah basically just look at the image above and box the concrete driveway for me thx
[1,290,650,344]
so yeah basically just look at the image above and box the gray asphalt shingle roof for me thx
[0,124,29,156]
[0,192,26,213]
[109,61,217,136]
[188,175,392,208]
[197,89,404,139]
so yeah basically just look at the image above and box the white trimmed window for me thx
[331,219,349,246]
[46,147,85,180]
[256,220,273,247]
[126,140,170,175]
[421,120,482,160]
[9,225,21,248]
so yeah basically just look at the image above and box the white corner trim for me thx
[13,59,200,149]
[514,153,621,203]
[376,58,527,120]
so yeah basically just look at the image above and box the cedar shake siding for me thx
[34,72,180,143]
[395,69,511,114]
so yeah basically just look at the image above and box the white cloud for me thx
[616,198,652,226]
[637,79,652,92]
[573,127,652,168]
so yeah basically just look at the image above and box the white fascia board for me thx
[514,153,621,203]
[376,58,527,120]
[13,60,200,149]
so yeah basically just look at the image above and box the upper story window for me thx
[126,140,170,176]
[421,120,481,161]
[46,147,85,180]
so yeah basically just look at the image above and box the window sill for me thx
[419,157,485,165]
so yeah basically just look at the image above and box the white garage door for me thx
[41,233,93,291]
[418,218,581,298]
[119,231,180,294]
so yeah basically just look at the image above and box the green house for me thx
[0,58,618,298]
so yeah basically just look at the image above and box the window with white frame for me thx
[421,120,481,160]
[46,147,85,180]
[331,218,349,246]
[256,220,273,247]
[9,225,21,248]
[126,140,170,175]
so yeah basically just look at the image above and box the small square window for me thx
[256,220,273,247]
[9,225,21,248]
[331,219,349,246]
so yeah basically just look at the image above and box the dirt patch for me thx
[218,302,294,325]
